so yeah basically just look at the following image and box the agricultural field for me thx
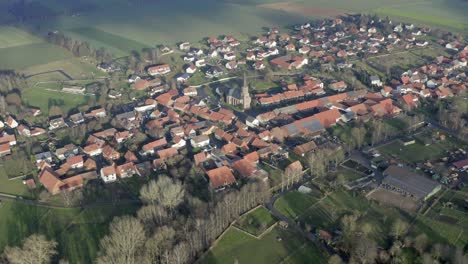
[235,206,277,236]
[0,26,42,49]
[0,201,138,263]
[200,226,327,264]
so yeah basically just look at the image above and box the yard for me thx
[200,226,327,264]
[0,201,138,263]
[235,206,277,236]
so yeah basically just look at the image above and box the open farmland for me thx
[0,26,42,48]
[0,43,72,70]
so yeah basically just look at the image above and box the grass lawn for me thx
[0,168,34,198]
[335,167,364,182]
[235,206,276,236]
[22,86,89,115]
[0,200,138,263]
[377,140,446,163]
[0,26,42,49]
[22,58,107,82]
[283,243,327,264]
[200,226,326,264]
[274,191,320,219]
[0,43,72,70]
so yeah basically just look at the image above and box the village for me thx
[0,14,466,262]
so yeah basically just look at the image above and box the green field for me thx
[22,85,89,115]
[0,26,42,48]
[274,191,322,219]
[235,206,277,236]
[0,42,72,70]
[200,226,327,264]
[0,201,138,263]
[0,168,33,198]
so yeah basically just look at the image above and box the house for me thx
[370,76,383,86]
[49,117,67,130]
[116,162,140,178]
[0,133,16,146]
[100,165,117,183]
[6,116,18,128]
[191,135,210,148]
[66,155,84,169]
[179,42,190,51]
[453,159,468,170]
[17,125,31,137]
[183,87,198,97]
[176,73,190,83]
[108,90,122,99]
[172,136,186,149]
[186,65,197,74]
[128,74,141,83]
[38,167,83,195]
[85,108,106,119]
[83,142,104,156]
[35,151,53,164]
[0,143,11,157]
[382,165,441,201]
[293,141,317,156]
[329,81,347,92]
[205,67,224,78]
[206,166,237,190]
[270,55,308,70]
[102,145,120,161]
[195,59,206,67]
[140,138,168,156]
[148,64,171,76]
[194,152,208,166]
[254,61,266,70]
[69,113,85,125]
[157,148,178,160]
[226,61,238,70]
[401,94,419,110]
[224,52,236,61]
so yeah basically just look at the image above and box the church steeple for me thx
[242,72,251,110]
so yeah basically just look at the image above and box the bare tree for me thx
[391,219,409,240]
[140,176,185,215]
[351,237,378,264]
[328,254,343,264]
[97,216,146,264]
[4,234,58,264]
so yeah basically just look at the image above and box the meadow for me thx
[200,226,327,264]
[0,200,138,263]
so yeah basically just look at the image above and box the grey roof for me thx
[300,119,323,133]
[227,87,242,100]
[383,165,441,200]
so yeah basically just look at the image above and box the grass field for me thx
[0,201,138,263]
[235,206,277,236]
[200,226,327,264]
[0,42,72,70]
[0,168,33,198]
[274,191,322,219]
[0,26,42,49]
[22,85,89,115]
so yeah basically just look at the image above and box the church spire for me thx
[242,72,251,110]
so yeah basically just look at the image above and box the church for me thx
[226,74,251,110]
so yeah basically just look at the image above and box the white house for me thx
[370,76,383,86]
[186,65,197,74]
[172,137,187,149]
[191,135,210,148]
[195,59,206,67]
[6,116,18,129]
[100,165,117,183]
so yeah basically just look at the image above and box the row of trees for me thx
[46,32,112,63]
[95,176,271,264]
[328,212,467,264]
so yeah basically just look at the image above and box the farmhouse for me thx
[270,55,308,70]
[382,166,441,201]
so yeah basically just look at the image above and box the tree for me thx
[97,216,146,264]
[391,219,409,240]
[140,176,185,214]
[413,234,429,255]
[351,237,378,264]
[328,254,343,264]
[4,234,58,264]
[351,126,366,149]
